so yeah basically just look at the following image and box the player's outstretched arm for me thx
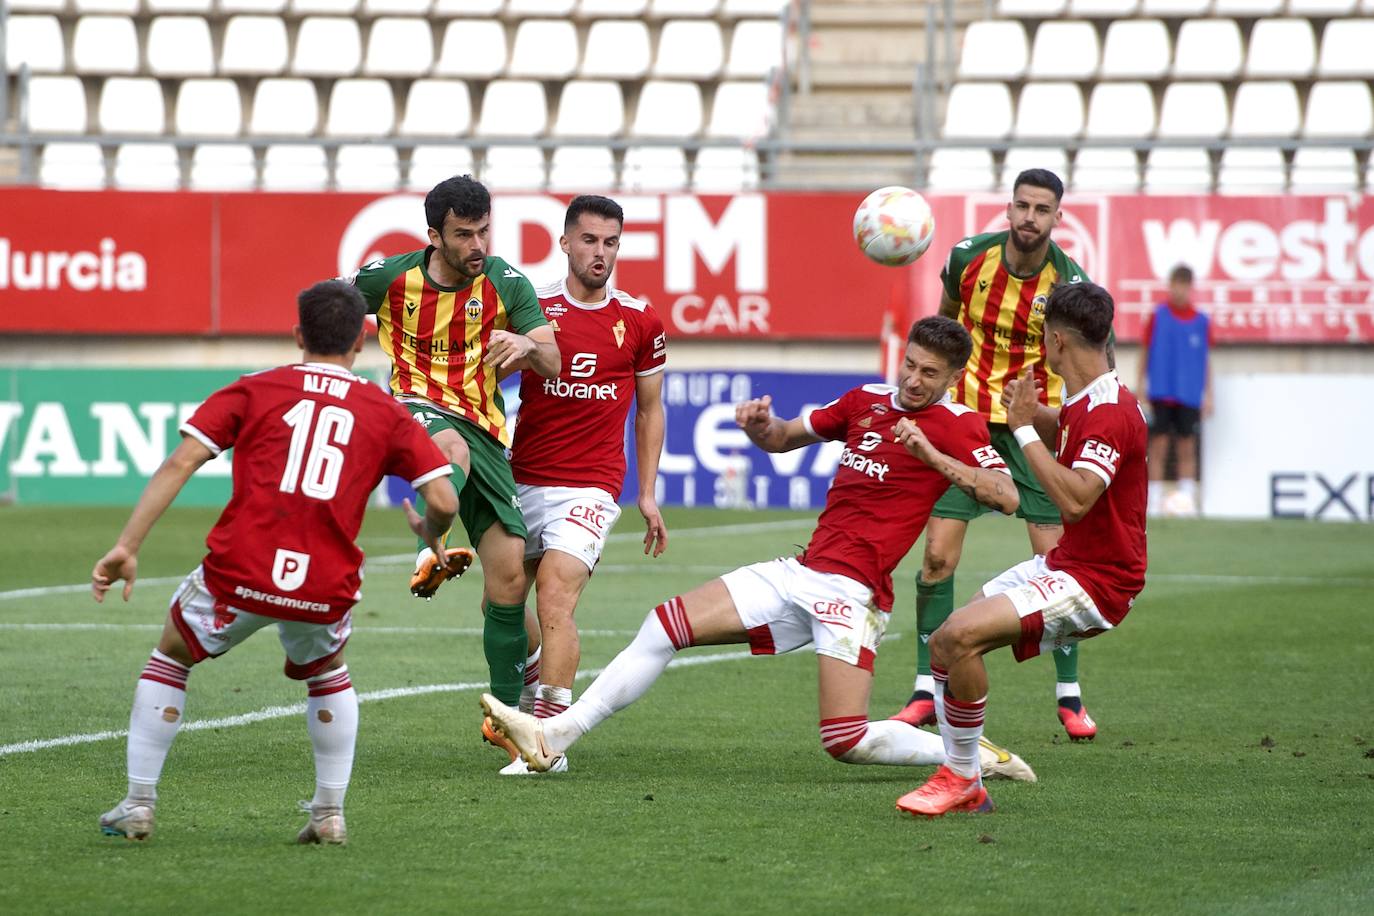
[1006,371,1105,523]
[937,290,963,320]
[894,419,1019,515]
[735,395,822,453]
[634,371,668,557]
[92,435,214,603]
[1001,374,1059,447]
[485,326,561,378]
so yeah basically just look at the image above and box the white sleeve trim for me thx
[1071,460,1113,489]
[180,422,223,457]
[410,465,452,489]
[991,465,1012,476]
[801,409,819,438]
[634,364,666,377]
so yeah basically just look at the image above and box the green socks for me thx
[915,574,955,678]
[1054,642,1079,684]
[413,463,467,554]
[483,600,528,706]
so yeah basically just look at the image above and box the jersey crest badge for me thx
[858,416,872,428]
[612,319,626,348]
[1059,423,1070,455]
[1032,294,1047,315]
[550,319,561,332]
[465,297,483,322]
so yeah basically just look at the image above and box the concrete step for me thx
[788,90,915,131]
[771,151,920,189]
[806,26,926,66]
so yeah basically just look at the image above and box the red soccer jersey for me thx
[510,281,667,499]
[803,385,1009,612]
[182,362,450,624]
[1045,371,1149,624]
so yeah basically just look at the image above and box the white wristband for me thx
[1013,425,1041,449]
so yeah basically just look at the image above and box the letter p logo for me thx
[272,548,311,592]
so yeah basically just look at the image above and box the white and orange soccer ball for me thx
[852,186,936,267]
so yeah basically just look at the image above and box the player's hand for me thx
[403,498,455,574]
[894,417,939,465]
[638,497,668,557]
[92,545,138,603]
[483,330,536,371]
[1000,372,1044,411]
[1005,369,1041,430]
[735,395,773,434]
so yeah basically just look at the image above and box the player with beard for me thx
[890,169,1102,740]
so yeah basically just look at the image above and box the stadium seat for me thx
[1001,147,1070,190]
[1014,83,1084,139]
[336,145,401,190]
[40,142,107,189]
[1099,19,1169,80]
[1286,0,1355,13]
[290,0,360,10]
[621,147,689,190]
[365,18,435,76]
[722,0,787,12]
[221,16,290,75]
[1157,82,1227,138]
[249,78,320,136]
[1068,0,1140,13]
[1028,21,1100,80]
[1071,148,1140,191]
[582,21,652,78]
[190,144,259,190]
[548,146,617,191]
[926,148,996,192]
[292,17,363,77]
[436,20,508,78]
[12,0,70,11]
[5,16,65,75]
[1085,82,1155,138]
[407,145,476,190]
[25,77,89,134]
[1173,19,1242,80]
[482,145,547,189]
[71,0,137,8]
[175,79,244,136]
[1303,81,1373,138]
[997,0,1067,14]
[654,20,725,79]
[1317,20,1374,77]
[326,80,396,136]
[552,81,625,137]
[1216,148,1287,192]
[99,78,167,134]
[220,0,289,11]
[942,83,1013,140]
[693,147,760,191]
[648,0,721,15]
[146,17,215,77]
[399,80,472,136]
[1245,19,1315,79]
[476,80,548,136]
[507,0,574,12]
[146,0,212,12]
[1144,148,1212,192]
[1140,0,1211,13]
[1290,148,1358,191]
[509,20,580,79]
[579,0,648,14]
[364,0,433,12]
[72,16,139,75]
[262,144,329,190]
[1230,81,1300,137]
[956,21,1028,81]
[708,82,770,138]
[1213,0,1281,12]
[431,0,502,13]
[113,144,182,190]
[726,20,783,79]
[632,81,704,136]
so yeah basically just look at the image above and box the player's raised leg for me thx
[892,515,965,726]
[410,424,474,598]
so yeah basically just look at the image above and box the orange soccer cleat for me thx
[896,765,995,818]
[481,716,520,764]
[409,546,476,599]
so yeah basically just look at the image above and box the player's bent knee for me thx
[820,718,868,760]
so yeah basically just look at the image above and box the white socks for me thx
[305,667,357,811]
[125,650,191,802]
[825,719,944,766]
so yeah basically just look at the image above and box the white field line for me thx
[0,623,645,637]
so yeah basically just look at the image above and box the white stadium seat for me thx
[1028,21,1100,80]
[956,21,1028,81]
[5,16,65,74]
[693,147,760,192]
[249,78,320,136]
[632,81,703,136]
[1085,82,1155,138]
[262,144,329,191]
[146,0,212,12]
[548,146,617,191]
[290,0,360,10]
[147,17,215,77]
[722,0,788,12]
[221,16,290,75]
[72,16,139,75]
[1290,148,1358,191]
[654,20,724,79]
[1140,0,1211,13]
[191,145,258,191]
[1173,19,1243,80]
[1068,0,1140,13]
[621,147,688,191]
[292,17,363,77]
[72,0,137,8]
[1317,20,1374,78]
[1230,81,1300,138]
[648,0,720,15]
[364,0,433,12]
[1157,82,1227,138]
[509,20,580,79]
[436,20,508,78]
[482,145,547,190]
[13,0,71,11]
[1244,19,1315,79]
[998,0,1067,14]
[1000,147,1070,191]
[927,148,996,192]
[726,20,783,79]
[1014,83,1084,139]
[580,0,648,14]
[1213,0,1281,12]
[1303,81,1373,138]
[1099,20,1169,80]
[365,18,435,77]
[220,0,289,11]
[707,82,771,138]
[113,144,181,190]
[407,145,476,191]
[507,0,574,12]
[1144,148,1212,192]
[942,83,1013,140]
[552,81,625,137]
[99,78,166,134]
[335,145,401,191]
[1071,148,1140,192]
[431,0,502,12]
[326,80,396,137]
[175,79,244,136]
[40,142,107,189]
[1286,0,1354,12]
[1216,148,1286,193]
[477,80,548,136]
[399,80,473,136]
[582,21,652,79]
[26,77,89,134]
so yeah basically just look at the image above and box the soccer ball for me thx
[852,186,936,267]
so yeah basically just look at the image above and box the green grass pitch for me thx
[0,505,1371,914]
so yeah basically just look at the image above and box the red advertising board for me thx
[3,187,1372,343]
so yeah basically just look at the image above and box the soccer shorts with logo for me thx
[404,402,528,546]
[720,557,889,672]
[981,555,1115,662]
[932,423,1061,525]
[518,484,622,573]
[169,567,352,679]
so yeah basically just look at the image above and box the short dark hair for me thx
[298,280,367,355]
[424,175,490,232]
[1013,168,1065,204]
[1169,263,1194,284]
[564,195,624,232]
[908,315,973,370]
[1044,281,1114,347]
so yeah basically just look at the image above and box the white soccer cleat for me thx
[480,692,560,773]
[498,753,569,776]
[978,736,1037,783]
[99,799,155,840]
[296,805,348,846]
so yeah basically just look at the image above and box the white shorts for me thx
[169,567,352,680]
[721,557,888,672]
[518,484,622,573]
[981,555,1114,662]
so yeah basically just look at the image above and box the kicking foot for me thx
[1057,700,1097,741]
[409,547,476,599]
[480,693,561,773]
[896,765,995,818]
[499,754,569,776]
[99,799,154,840]
[889,692,936,728]
[297,805,347,846]
[481,716,520,764]
[978,737,1037,782]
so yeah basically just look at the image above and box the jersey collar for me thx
[297,362,357,377]
[1063,370,1118,407]
[561,278,615,311]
